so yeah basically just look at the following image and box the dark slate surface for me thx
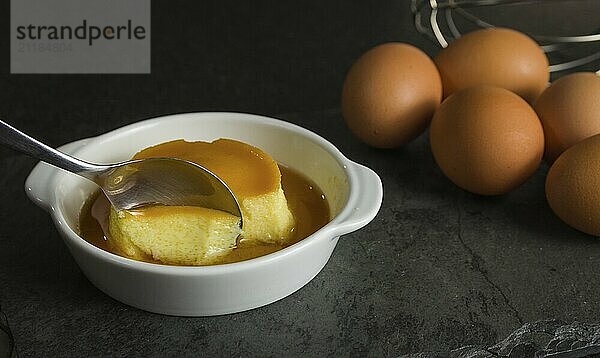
[1,1,599,356]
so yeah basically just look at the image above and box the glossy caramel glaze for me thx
[132,138,280,198]
[78,166,330,265]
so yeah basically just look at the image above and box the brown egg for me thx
[546,134,600,236]
[430,86,544,195]
[434,28,549,103]
[534,72,600,163]
[341,43,442,148]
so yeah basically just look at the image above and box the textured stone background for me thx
[0,0,599,356]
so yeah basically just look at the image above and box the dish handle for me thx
[330,161,383,237]
[24,138,92,211]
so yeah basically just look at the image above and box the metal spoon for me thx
[0,119,243,223]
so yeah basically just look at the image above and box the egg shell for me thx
[434,28,549,104]
[546,134,600,236]
[430,86,544,195]
[341,42,442,148]
[534,72,600,163]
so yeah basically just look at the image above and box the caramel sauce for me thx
[133,139,280,198]
[78,166,330,265]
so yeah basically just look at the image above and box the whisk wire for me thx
[412,0,600,73]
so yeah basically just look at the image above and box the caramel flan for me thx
[107,138,296,265]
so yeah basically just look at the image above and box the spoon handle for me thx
[0,119,100,176]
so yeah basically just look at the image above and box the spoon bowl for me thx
[0,119,242,220]
[97,157,242,215]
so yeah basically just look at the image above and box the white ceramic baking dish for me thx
[25,112,382,316]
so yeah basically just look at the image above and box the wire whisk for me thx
[412,0,600,74]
